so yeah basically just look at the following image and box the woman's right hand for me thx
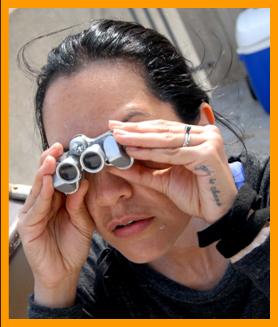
[17,143,95,307]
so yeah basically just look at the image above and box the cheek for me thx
[84,178,100,220]
[84,175,113,235]
[84,180,95,209]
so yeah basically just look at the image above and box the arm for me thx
[17,144,96,317]
[107,119,270,300]
[28,233,108,318]
[198,154,270,298]
[231,154,270,298]
[28,293,87,319]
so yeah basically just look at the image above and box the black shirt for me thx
[28,153,270,318]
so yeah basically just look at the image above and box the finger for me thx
[39,142,64,166]
[126,140,229,177]
[125,143,214,169]
[109,119,204,134]
[27,143,63,206]
[113,129,205,148]
[22,155,57,213]
[51,190,65,216]
[21,175,55,227]
[66,179,95,234]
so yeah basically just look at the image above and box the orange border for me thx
[1,1,275,327]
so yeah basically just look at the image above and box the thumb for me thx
[66,179,95,235]
[108,163,170,194]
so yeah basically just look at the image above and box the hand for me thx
[17,143,95,305]
[109,119,238,224]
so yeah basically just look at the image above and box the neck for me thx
[149,217,229,291]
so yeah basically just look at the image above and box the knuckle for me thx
[209,132,223,146]
[160,126,170,133]
[39,190,52,203]
[33,170,44,187]
[66,199,79,214]
[214,135,224,149]
[39,149,50,164]
[136,124,145,132]
[16,218,25,233]
[164,148,179,163]
[39,157,45,167]
[205,124,219,134]
[65,202,74,213]
[34,195,52,215]
[132,122,140,129]
[157,119,167,126]
[141,149,152,160]
[41,148,50,157]
[39,156,47,167]
[18,199,32,217]
[204,126,223,147]
[164,133,175,142]
[33,202,49,218]
[37,165,44,176]
[204,144,218,158]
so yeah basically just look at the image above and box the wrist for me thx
[197,184,269,258]
[34,273,80,308]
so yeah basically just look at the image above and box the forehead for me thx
[43,61,178,147]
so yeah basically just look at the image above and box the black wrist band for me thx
[198,184,259,247]
[197,184,269,258]
[216,207,270,258]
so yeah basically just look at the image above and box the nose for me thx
[88,168,133,207]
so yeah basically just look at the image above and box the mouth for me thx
[109,216,155,238]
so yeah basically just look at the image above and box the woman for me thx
[17,19,270,318]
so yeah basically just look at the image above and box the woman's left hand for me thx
[109,119,238,224]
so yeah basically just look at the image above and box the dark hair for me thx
[18,19,244,151]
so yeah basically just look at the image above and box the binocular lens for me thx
[59,163,78,181]
[82,152,102,170]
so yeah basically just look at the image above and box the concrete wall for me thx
[179,8,246,86]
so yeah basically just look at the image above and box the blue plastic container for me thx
[236,9,270,114]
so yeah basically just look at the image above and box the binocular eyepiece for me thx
[53,131,133,194]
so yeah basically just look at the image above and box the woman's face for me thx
[43,61,192,263]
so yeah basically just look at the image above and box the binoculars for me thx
[53,131,134,194]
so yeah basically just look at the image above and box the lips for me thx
[108,215,155,237]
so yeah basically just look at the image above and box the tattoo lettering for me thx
[195,165,222,206]
[194,165,212,176]
[209,178,216,184]
[210,186,222,206]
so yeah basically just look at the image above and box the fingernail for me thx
[109,120,123,125]
[114,128,128,135]
[51,142,62,151]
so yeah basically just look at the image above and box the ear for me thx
[198,102,215,125]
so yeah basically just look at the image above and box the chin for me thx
[116,244,168,264]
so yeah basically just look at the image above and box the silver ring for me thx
[183,125,191,147]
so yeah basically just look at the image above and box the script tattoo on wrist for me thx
[209,178,222,206]
[194,165,212,176]
[194,165,222,207]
